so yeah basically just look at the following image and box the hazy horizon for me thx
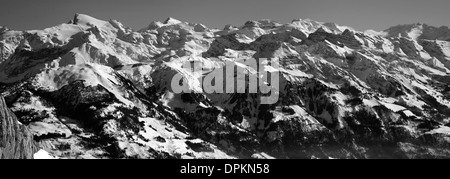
[1,0,449,31]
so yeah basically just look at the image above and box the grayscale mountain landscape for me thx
[1,13,450,159]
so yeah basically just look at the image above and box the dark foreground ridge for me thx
[0,97,38,159]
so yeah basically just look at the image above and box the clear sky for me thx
[1,0,449,31]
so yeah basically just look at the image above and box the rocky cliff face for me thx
[1,14,450,158]
[0,97,38,159]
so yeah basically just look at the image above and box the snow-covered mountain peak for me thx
[144,21,165,30]
[290,18,324,34]
[289,18,351,35]
[322,22,355,33]
[141,17,187,31]
[241,19,282,29]
[163,17,183,25]
[72,13,109,27]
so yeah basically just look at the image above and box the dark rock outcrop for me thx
[0,97,38,159]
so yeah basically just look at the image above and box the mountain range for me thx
[1,14,450,159]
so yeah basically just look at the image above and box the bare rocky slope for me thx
[1,14,450,159]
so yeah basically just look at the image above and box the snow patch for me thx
[380,102,406,112]
[427,126,450,135]
[34,149,58,159]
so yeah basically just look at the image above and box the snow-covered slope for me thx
[1,14,450,159]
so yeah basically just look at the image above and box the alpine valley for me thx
[1,14,450,159]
